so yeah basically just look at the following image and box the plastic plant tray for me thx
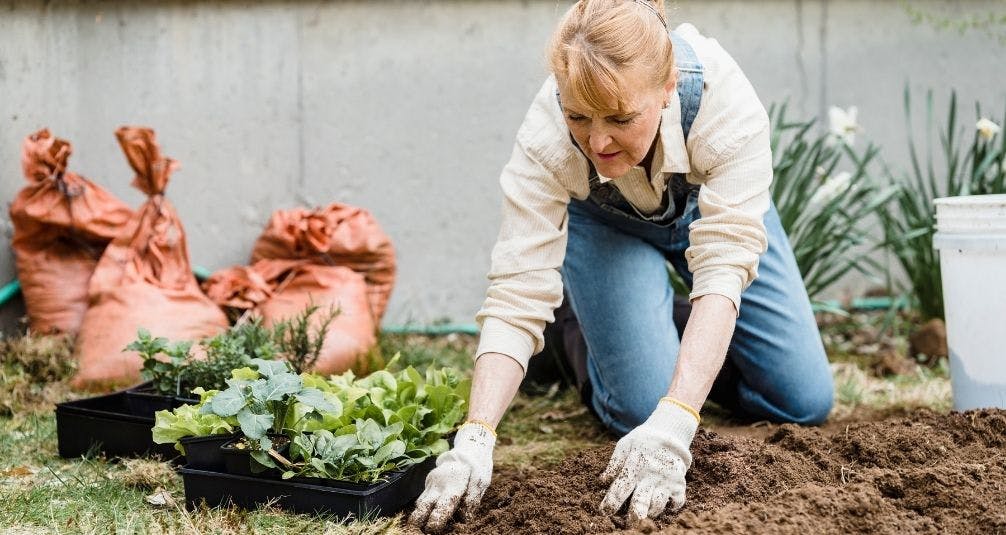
[179,434,236,472]
[178,456,437,517]
[125,383,199,419]
[220,435,290,477]
[55,390,179,460]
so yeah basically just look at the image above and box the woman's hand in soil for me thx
[599,400,699,522]
[409,422,496,532]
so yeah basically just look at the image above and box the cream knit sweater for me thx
[475,24,773,372]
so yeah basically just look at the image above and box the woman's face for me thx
[558,68,672,179]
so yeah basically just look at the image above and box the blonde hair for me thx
[548,0,674,113]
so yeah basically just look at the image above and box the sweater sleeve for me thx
[474,79,579,373]
[683,36,773,313]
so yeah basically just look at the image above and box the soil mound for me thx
[445,409,1006,534]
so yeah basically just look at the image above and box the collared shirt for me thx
[475,24,773,372]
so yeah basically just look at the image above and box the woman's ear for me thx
[663,76,676,108]
[663,74,680,105]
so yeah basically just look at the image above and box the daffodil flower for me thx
[809,171,852,207]
[976,117,1001,141]
[829,106,859,146]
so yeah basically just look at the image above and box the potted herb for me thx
[124,329,195,418]
[271,303,339,374]
[124,319,278,418]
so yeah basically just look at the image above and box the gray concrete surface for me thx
[1,1,1004,333]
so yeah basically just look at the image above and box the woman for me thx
[410,0,833,531]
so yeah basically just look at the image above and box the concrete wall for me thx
[1,0,1004,332]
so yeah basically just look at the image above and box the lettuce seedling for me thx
[277,357,470,482]
[280,419,408,482]
[152,388,237,453]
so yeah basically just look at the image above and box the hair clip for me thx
[632,0,665,24]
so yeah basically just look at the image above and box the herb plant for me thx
[125,319,277,397]
[126,329,193,396]
[272,303,340,374]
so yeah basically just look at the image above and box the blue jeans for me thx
[562,192,833,436]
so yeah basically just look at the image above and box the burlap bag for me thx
[72,126,228,390]
[9,129,133,334]
[203,259,375,375]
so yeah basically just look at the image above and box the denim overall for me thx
[558,31,834,436]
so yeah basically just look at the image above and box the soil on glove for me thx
[443,409,1006,534]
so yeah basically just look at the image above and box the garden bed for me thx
[447,409,1006,534]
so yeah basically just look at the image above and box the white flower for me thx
[976,117,1001,141]
[829,106,860,146]
[809,171,853,207]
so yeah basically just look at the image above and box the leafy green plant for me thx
[284,421,408,483]
[769,103,898,301]
[152,388,237,453]
[125,320,278,396]
[276,358,470,482]
[126,329,193,396]
[154,350,470,484]
[272,304,340,374]
[199,359,338,461]
[879,89,1006,319]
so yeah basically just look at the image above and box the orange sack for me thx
[72,126,229,390]
[9,129,133,334]
[202,259,375,375]
[250,203,396,321]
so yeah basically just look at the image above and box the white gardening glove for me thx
[599,399,699,522]
[409,422,496,533]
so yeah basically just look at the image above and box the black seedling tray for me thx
[178,455,437,517]
[220,435,290,477]
[125,384,199,419]
[55,390,180,460]
[179,434,236,472]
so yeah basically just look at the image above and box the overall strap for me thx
[669,30,704,142]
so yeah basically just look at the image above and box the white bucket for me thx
[933,194,1006,410]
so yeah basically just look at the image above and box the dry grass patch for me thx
[0,333,76,416]
[830,360,951,420]
[495,385,609,469]
[114,458,178,491]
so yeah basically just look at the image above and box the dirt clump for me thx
[440,409,1006,534]
[909,318,948,360]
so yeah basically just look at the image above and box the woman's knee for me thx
[736,356,834,425]
[784,383,834,425]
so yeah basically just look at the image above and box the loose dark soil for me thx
[442,409,1006,534]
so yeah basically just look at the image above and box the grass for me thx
[0,333,76,417]
[0,318,953,533]
[0,412,409,534]
[830,359,952,421]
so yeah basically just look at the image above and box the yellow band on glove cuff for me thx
[659,397,701,424]
[463,419,498,438]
